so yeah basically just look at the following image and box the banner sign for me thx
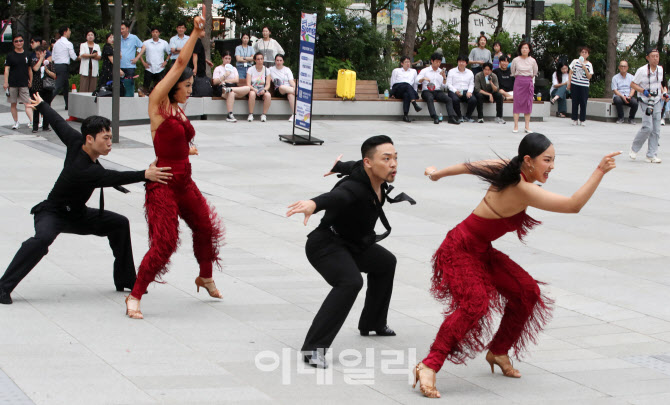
[295,12,317,131]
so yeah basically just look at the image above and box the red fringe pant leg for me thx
[177,178,224,278]
[486,248,553,356]
[130,183,180,299]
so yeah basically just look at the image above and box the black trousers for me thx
[33,89,54,131]
[142,69,166,93]
[391,83,419,115]
[0,208,136,294]
[301,229,397,351]
[448,90,477,118]
[571,84,589,122]
[53,64,70,109]
[476,91,504,118]
[613,95,639,119]
[421,90,457,118]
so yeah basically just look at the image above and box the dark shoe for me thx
[447,116,460,125]
[433,117,440,124]
[412,101,422,113]
[0,289,12,305]
[116,285,148,295]
[628,118,636,125]
[360,325,396,336]
[402,115,412,123]
[303,350,328,369]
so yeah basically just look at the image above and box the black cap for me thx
[646,47,659,56]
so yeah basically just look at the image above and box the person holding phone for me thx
[79,30,101,92]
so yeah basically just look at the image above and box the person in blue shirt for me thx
[119,21,144,92]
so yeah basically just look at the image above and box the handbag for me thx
[42,68,56,91]
[192,76,213,97]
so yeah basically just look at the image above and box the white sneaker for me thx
[662,119,666,126]
[629,149,637,160]
[572,120,578,126]
[226,113,237,123]
[495,117,506,124]
[247,114,254,122]
[12,122,19,130]
[579,121,586,126]
[288,115,294,122]
[261,114,267,122]
[646,156,662,163]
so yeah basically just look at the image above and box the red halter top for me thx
[153,114,195,175]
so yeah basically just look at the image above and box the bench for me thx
[549,97,641,122]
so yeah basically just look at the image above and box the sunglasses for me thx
[14,39,24,43]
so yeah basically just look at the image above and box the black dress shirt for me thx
[33,103,146,217]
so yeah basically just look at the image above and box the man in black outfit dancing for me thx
[0,93,172,305]
[287,135,415,368]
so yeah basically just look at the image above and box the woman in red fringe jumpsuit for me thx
[413,133,620,398]
[125,10,224,319]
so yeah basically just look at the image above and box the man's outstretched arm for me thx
[28,93,81,149]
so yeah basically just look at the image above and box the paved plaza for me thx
[1,93,670,405]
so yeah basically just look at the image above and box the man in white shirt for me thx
[51,26,78,110]
[416,52,459,125]
[611,60,638,124]
[389,56,422,122]
[168,22,189,68]
[136,27,170,96]
[446,55,477,122]
[629,48,669,164]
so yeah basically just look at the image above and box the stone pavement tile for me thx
[621,392,670,405]
[544,324,632,339]
[465,373,606,402]
[590,341,670,357]
[652,332,670,343]
[558,367,670,396]
[553,295,644,322]
[570,332,661,348]
[143,386,272,403]
[524,348,606,362]
[528,357,639,373]
[612,317,670,335]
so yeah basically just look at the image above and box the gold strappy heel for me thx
[125,295,143,319]
[413,362,441,398]
[195,277,223,299]
[486,350,521,378]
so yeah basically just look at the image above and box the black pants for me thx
[53,64,70,109]
[301,230,397,351]
[0,208,136,294]
[421,90,457,118]
[613,95,639,120]
[142,69,166,93]
[391,83,419,115]
[476,91,504,118]
[448,90,477,118]
[571,84,589,122]
[33,89,54,131]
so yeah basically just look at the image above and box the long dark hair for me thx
[466,133,552,191]
[168,66,194,103]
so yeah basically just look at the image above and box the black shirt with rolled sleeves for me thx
[188,39,207,78]
[34,102,146,217]
[310,160,415,251]
[5,50,31,88]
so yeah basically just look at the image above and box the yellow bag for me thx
[336,69,356,100]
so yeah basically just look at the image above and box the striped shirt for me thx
[569,59,593,87]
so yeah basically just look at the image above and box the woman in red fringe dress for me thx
[125,9,224,319]
[413,133,620,398]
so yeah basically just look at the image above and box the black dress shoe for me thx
[303,350,328,369]
[447,116,460,125]
[0,289,12,305]
[402,115,412,123]
[116,285,148,295]
[433,117,440,124]
[360,325,396,336]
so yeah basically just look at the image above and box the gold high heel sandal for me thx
[413,362,441,398]
[486,350,521,378]
[195,277,223,299]
[125,295,143,319]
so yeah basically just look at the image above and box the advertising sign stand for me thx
[279,12,323,146]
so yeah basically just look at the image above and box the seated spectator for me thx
[416,52,460,125]
[246,52,271,122]
[468,36,492,76]
[493,55,514,100]
[611,60,638,124]
[446,55,477,123]
[390,56,422,122]
[268,54,296,122]
[474,62,505,124]
[213,51,250,123]
[550,62,570,118]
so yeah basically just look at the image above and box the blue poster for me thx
[295,12,317,131]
